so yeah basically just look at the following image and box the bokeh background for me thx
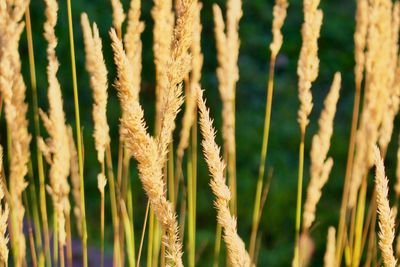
[11,0,400,265]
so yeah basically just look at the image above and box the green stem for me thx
[137,201,150,267]
[187,140,194,267]
[106,146,122,266]
[352,177,367,267]
[27,161,44,266]
[336,76,362,267]
[213,223,222,267]
[249,54,276,262]
[66,0,87,266]
[147,209,155,267]
[25,7,50,266]
[293,131,305,267]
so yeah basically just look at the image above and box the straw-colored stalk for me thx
[81,12,111,267]
[110,3,192,257]
[174,2,202,266]
[24,5,50,265]
[40,0,71,254]
[335,0,369,264]
[324,227,336,267]
[250,0,288,260]
[197,88,252,267]
[349,3,395,262]
[0,147,9,266]
[152,0,176,251]
[374,146,397,267]
[110,0,125,38]
[65,0,88,264]
[123,2,144,254]
[349,0,393,209]
[302,73,341,231]
[213,0,242,215]
[0,1,31,264]
[293,0,323,266]
[176,1,203,180]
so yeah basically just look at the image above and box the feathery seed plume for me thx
[67,126,82,237]
[269,0,289,57]
[0,0,31,262]
[354,0,369,88]
[213,0,242,158]
[303,73,341,230]
[374,146,397,267]
[110,0,125,35]
[323,227,336,267]
[378,2,400,152]
[176,1,203,161]
[0,146,9,265]
[152,0,175,133]
[349,0,394,208]
[40,0,71,246]
[297,0,323,132]
[156,0,194,165]
[197,88,252,267]
[81,13,110,165]
[124,0,145,99]
[110,28,184,267]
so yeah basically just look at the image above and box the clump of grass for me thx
[0,1,32,265]
[2,0,400,266]
[293,0,323,265]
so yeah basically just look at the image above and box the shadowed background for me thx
[11,0,400,265]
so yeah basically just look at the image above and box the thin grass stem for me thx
[66,1,87,265]
[293,131,305,267]
[249,54,277,262]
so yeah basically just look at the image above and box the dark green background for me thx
[12,0,399,265]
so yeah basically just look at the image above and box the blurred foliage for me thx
[11,0,400,265]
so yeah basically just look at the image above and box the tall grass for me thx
[0,0,400,266]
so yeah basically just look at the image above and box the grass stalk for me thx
[53,215,58,267]
[351,177,367,267]
[228,96,237,215]
[105,146,122,266]
[23,192,38,267]
[66,214,73,267]
[24,8,51,266]
[249,54,277,262]
[27,161,44,266]
[187,139,195,267]
[59,239,65,267]
[100,163,106,267]
[137,201,150,267]
[66,0,88,265]
[293,131,305,267]
[147,209,155,267]
[126,177,136,266]
[335,76,362,267]
[213,223,222,267]
[120,200,136,267]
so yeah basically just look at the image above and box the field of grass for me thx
[1,0,400,266]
